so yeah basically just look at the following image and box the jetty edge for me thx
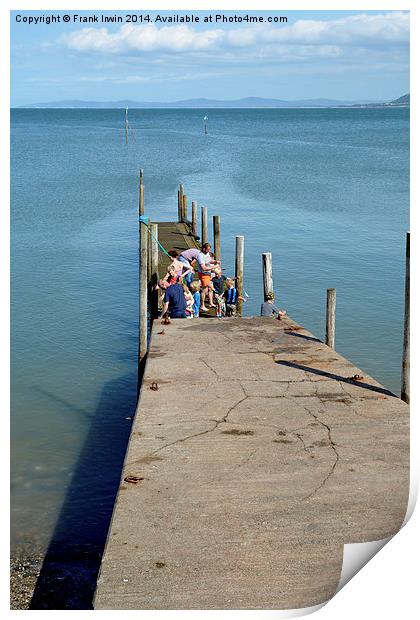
[93,174,409,610]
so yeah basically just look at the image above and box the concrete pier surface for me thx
[94,317,409,610]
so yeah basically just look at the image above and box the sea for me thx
[10,107,409,602]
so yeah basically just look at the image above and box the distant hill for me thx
[17,96,381,109]
[389,93,409,106]
[16,94,409,109]
[349,93,410,109]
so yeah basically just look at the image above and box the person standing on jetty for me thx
[260,292,286,319]
[196,243,219,311]
[224,278,246,317]
[211,266,227,318]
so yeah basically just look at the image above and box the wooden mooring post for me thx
[325,288,336,349]
[178,184,184,223]
[213,215,221,261]
[191,201,198,237]
[401,231,410,404]
[139,169,148,362]
[235,235,244,317]
[150,223,159,319]
[262,252,273,301]
[201,206,208,245]
[182,194,188,223]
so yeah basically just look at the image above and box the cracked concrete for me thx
[94,317,409,610]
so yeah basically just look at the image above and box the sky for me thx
[10,9,410,106]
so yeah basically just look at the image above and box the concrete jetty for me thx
[94,317,409,609]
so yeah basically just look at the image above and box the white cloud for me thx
[60,12,409,59]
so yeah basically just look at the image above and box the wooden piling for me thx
[139,169,148,362]
[150,223,159,319]
[262,252,273,302]
[325,288,336,349]
[191,201,198,237]
[182,194,188,223]
[235,236,244,317]
[139,169,144,215]
[147,222,152,282]
[401,232,410,404]
[178,184,184,223]
[213,216,221,261]
[201,206,208,245]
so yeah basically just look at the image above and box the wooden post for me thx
[235,236,244,317]
[178,184,184,222]
[213,215,221,261]
[401,232,410,404]
[262,252,273,301]
[139,168,144,215]
[325,288,336,349]
[201,206,208,245]
[177,189,182,222]
[151,223,159,277]
[139,169,148,362]
[147,222,152,282]
[150,223,159,319]
[182,194,188,223]
[191,201,198,237]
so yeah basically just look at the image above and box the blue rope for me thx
[139,216,171,257]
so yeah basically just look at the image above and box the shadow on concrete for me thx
[285,332,322,343]
[276,361,395,397]
[29,365,142,609]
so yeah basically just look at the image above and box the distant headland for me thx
[16,93,409,109]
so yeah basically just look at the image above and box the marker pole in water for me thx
[125,107,129,145]
[139,169,148,363]
[236,236,244,317]
[201,206,208,245]
[262,252,273,302]
[325,288,336,349]
[204,115,208,135]
[401,232,410,404]
[213,215,221,262]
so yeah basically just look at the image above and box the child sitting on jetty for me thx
[183,284,194,318]
[158,264,178,290]
[224,278,246,317]
[260,292,286,319]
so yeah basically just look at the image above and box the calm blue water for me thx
[11,108,409,554]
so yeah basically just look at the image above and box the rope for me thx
[139,215,172,257]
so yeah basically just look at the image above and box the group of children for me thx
[157,244,245,319]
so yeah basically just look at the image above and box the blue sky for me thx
[10,9,409,105]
